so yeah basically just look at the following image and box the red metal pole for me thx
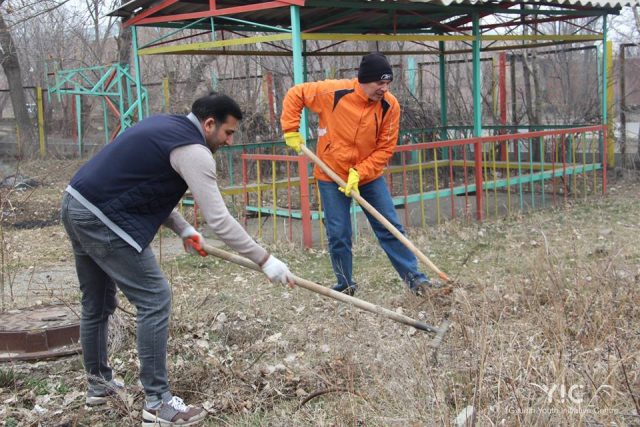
[287,161,292,242]
[562,135,568,203]
[552,137,557,205]
[449,146,455,219]
[242,154,248,228]
[298,156,313,248]
[602,127,607,194]
[402,151,409,227]
[474,141,484,220]
[463,147,469,219]
[266,72,276,130]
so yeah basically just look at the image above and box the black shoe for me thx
[331,283,357,296]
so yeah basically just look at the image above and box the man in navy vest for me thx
[61,93,293,426]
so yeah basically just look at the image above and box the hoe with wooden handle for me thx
[299,144,450,283]
[202,243,451,346]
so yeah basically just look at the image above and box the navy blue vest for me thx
[70,114,207,250]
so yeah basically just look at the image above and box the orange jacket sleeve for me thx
[280,80,338,133]
[354,99,400,182]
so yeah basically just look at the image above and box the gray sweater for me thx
[163,143,268,265]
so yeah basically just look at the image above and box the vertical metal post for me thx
[438,40,447,141]
[407,56,419,163]
[407,56,416,96]
[606,40,614,168]
[36,87,46,158]
[132,26,144,120]
[620,45,627,167]
[600,15,607,166]
[472,13,483,220]
[76,94,83,157]
[102,98,109,144]
[291,4,313,246]
[499,52,507,161]
[290,5,307,140]
[299,156,312,248]
[163,77,170,113]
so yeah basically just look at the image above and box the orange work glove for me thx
[180,226,208,257]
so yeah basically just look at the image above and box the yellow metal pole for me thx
[506,140,511,215]
[491,142,498,217]
[571,134,577,200]
[418,148,426,228]
[315,182,324,249]
[37,87,46,158]
[582,133,587,198]
[162,77,170,113]
[606,40,614,167]
[257,160,262,239]
[433,148,441,225]
[272,160,277,243]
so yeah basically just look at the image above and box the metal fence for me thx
[194,125,606,248]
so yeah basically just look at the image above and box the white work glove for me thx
[180,226,208,257]
[261,255,295,285]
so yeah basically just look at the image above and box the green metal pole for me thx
[102,98,109,144]
[600,14,607,165]
[210,17,219,90]
[117,70,126,134]
[132,26,144,120]
[76,94,83,156]
[472,17,482,137]
[439,40,448,141]
[472,13,484,220]
[407,56,419,163]
[290,5,307,140]
[290,5,313,246]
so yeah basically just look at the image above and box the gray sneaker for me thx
[410,279,445,296]
[142,396,206,426]
[86,378,126,406]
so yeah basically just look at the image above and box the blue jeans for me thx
[61,192,171,404]
[318,177,428,289]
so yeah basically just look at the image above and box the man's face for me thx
[360,80,392,102]
[203,115,239,153]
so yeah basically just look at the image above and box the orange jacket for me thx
[281,78,400,185]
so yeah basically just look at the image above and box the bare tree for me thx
[0,0,34,156]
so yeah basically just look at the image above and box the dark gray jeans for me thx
[61,192,171,403]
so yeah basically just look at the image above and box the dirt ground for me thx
[0,159,639,426]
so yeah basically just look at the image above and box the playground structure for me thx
[35,0,631,248]
[44,61,148,156]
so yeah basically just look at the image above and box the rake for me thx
[201,243,451,347]
[299,144,451,283]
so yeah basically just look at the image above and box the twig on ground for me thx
[615,343,640,418]
[298,387,365,408]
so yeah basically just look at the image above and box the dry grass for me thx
[0,160,638,426]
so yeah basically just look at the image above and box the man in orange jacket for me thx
[281,52,433,296]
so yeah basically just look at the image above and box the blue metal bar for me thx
[132,26,145,120]
[216,15,292,33]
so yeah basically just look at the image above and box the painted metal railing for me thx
[206,125,606,248]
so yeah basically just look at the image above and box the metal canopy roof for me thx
[108,0,633,34]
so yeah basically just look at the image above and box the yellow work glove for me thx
[339,168,360,197]
[284,131,304,154]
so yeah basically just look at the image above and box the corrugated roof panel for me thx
[409,0,639,7]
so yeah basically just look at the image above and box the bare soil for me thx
[0,159,639,426]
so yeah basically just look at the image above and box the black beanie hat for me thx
[357,52,393,83]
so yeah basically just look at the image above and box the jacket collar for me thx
[353,79,372,103]
[352,78,384,105]
[186,112,206,143]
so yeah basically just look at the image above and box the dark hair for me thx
[191,92,243,123]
